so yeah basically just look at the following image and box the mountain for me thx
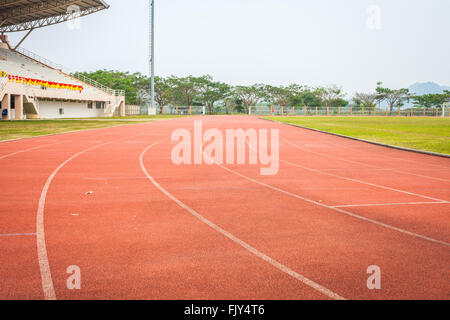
[408,82,449,96]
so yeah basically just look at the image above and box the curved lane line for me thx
[0,140,74,160]
[265,119,450,170]
[36,134,143,300]
[139,138,346,301]
[231,118,450,247]
[214,162,450,247]
[280,158,448,203]
[332,202,446,208]
[282,138,450,183]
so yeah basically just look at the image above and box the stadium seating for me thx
[1,71,84,93]
[0,45,125,119]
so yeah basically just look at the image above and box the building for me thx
[0,0,125,120]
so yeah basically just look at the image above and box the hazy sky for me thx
[7,0,450,95]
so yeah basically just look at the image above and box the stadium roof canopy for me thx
[0,0,109,32]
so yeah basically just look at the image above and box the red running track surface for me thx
[0,116,448,300]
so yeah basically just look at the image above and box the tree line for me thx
[74,70,450,114]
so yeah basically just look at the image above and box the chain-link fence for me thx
[115,104,450,117]
[249,105,450,117]
[113,105,147,116]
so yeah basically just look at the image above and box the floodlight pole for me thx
[149,0,155,114]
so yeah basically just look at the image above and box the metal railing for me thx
[251,105,450,117]
[15,47,63,70]
[70,72,125,97]
[14,47,125,97]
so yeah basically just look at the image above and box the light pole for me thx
[149,0,155,114]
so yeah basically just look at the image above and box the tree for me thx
[154,76,174,113]
[354,92,378,113]
[299,88,323,108]
[196,75,231,114]
[331,98,349,108]
[317,85,345,114]
[222,96,240,114]
[264,85,293,107]
[73,70,149,105]
[376,82,410,114]
[233,84,266,114]
[168,76,200,109]
[284,84,307,106]
[411,91,450,113]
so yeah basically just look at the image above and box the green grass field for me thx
[0,115,186,141]
[73,115,193,120]
[265,116,450,155]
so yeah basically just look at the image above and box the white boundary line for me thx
[0,140,74,160]
[280,158,449,203]
[36,134,143,300]
[229,118,450,247]
[332,202,447,208]
[139,138,346,301]
[282,139,450,183]
[0,233,36,237]
[214,161,450,247]
[263,118,450,164]
[0,120,167,161]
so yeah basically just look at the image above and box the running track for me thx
[0,116,449,300]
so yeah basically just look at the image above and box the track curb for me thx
[261,118,450,159]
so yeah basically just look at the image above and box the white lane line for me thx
[214,162,450,247]
[0,122,156,160]
[282,139,450,183]
[139,139,346,301]
[0,140,74,160]
[271,120,450,171]
[83,140,104,144]
[36,134,143,300]
[85,177,147,181]
[280,158,449,203]
[332,202,447,208]
[0,233,36,237]
[384,155,450,170]
[231,118,449,247]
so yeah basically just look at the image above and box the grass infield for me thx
[0,115,188,141]
[264,116,450,155]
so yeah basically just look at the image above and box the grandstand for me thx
[0,0,125,120]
